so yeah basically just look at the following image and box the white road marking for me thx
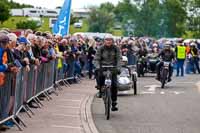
[144,85,160,92]
[174,91,183,95]
[169,91,185,95]
[160,91,165,95]
[140,91,156,94]
[142,84,187,95]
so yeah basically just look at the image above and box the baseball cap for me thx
[18,37,28,44]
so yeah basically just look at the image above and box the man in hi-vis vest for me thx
[175,42,186,76]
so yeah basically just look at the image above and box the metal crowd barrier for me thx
[54,59,71,90]
[0,73,13,126]
[0,58,81,131]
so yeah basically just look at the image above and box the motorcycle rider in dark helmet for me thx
[136,41,148,72]
[156,41,175,82]
[137,41,148,58]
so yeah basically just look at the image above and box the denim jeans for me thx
[74,61,81,76]
[192,57,200,73]
[185,59,194,74]
[67,61,75,78]
[63,63,68,74]
[176,59,185,76]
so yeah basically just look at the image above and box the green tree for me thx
[1,0,33,8]
[133,0,187,37]
[9,0,33,8]
[186,0,200,38]
[88,7,114,33]
[70,14,78,25]
[100,2,115,13]
[114,0,138,36]
[16,20,40,30]
[114,0,138,22]
[134,0,161,37]
[162,0,187,37]
[0,1,10,24]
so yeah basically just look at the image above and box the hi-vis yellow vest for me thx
[55,45,63,69]
[177,46,186,59]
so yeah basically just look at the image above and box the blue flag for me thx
[53,0,72,36]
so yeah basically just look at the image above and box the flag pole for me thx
[67,0,72,35]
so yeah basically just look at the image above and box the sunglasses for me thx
[105,38,113,41]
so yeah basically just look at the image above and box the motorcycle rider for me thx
[121,39,129,56]
[137,41,148,58]
[156,41,175,82]
[94,34,121,111]
[136,41,148,72]
[151,43,159,54]
[121,56,131,75]
[148,43,159,58]
[147,43,160,72]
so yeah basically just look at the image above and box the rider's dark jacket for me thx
[137,48,148,58]
[94,44,121,69]
[158,49,175,62]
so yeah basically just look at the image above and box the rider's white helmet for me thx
[122,56,128,62]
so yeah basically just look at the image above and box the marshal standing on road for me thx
[94,35,121,111]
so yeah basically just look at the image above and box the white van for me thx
[49,18,57,28]
[74,22,83,28]
[10,9,23,16]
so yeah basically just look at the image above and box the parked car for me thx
[74,22,83,28]
[27,17,43,27]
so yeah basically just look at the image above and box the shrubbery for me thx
[16,20,40,30]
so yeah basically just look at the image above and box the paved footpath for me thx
[6,79,99,133]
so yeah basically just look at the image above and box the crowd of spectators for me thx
[0,29,199,131]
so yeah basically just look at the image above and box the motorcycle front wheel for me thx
[161,69,168,88]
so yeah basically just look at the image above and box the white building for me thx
[11,8,90,18]
[72,9,90,18]
[10,8,60,17]
[23,8,41,17]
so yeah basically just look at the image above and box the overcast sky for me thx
[11,0,121,9]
